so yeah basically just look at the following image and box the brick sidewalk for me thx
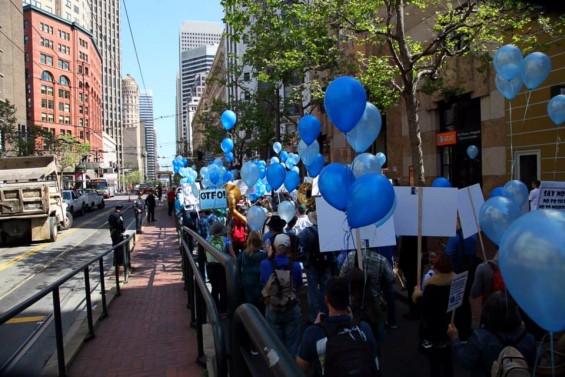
[67,203,202,377]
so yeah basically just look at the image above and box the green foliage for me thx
[0,100,18,155]
[124,171,142,188]
[50,135,91,171]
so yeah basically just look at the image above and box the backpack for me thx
[303,226,333,268]
[488,261,506,293]
[491,346,530,377]
[207,236,226,263]
[261,260,298,311]
[317,320,380,377]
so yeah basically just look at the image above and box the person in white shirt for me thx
[528,179,541,211]
[293,204,312,235]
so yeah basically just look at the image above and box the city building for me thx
[177,44,218,155]
[0,0,26,155]
[22,0,91,31]
[140,91,157,181]
[176,20,223,155]
[90,0,123,187]
[121,75,144,178]
[23,4,103,158]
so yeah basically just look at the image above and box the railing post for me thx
[99,258,108,318]
[83,266,95,341]
[114,259,121,296]
[195,242,206,367]
[122,242,128,283]
[52,287,66,377]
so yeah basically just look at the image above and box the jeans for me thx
[135,212,144,232]
[306,265,331,321]
[265,304,302,358]
[147,206,155,221]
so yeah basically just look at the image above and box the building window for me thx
[58,89,70,99]
[42,113,48,122]
[40,54,53,66]
[24,35,29,44]
[59,75,70,86]
[41,85,53,95]
[58,60,70,71]
[41,71,54,82]
[25,52,29,62]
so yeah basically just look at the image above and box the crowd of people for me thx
[117,186,552,377]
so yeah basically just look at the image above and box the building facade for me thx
[90,0,123,186]
[23,5,103,158]
[0,0,27,155]
[23,0,91,31]
[179,20,223,52]
[140,91,156,181]
[121,75,144,177]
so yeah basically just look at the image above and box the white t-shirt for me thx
[528,188,540,211]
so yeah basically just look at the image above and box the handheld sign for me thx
[447,271,468,314]
[537,181,565,210]
[199,189,227,210]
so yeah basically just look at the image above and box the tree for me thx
[223,0,563,186]
[0,100,18,156]
[124,171,142,189]
[49,135,91,172]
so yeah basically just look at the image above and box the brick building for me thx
[23,5,103,161]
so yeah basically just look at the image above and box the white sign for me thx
[447,271,468,313]
[199,189,227,210]
[315,196,397,253]
[537,181,565,211]
[457,184,485,239]
[393,187,458,237]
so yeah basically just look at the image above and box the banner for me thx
[199,189,227,210]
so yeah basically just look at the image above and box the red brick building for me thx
[23,5,103,161]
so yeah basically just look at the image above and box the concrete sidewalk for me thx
[67,203,203,377]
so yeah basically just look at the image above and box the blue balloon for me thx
[241,161,260,188]
[490,186,504,198]
[520,52,551,90]
[375,152,386,167]
[499,209,565,332]
[319,163,355,212]
[291,166,300,174]
[479,196,521,246]
[226,151,234,163]
[209,172,219,185]
[306,153,324,178]
[347,174,395,229]
[284,171,300,193]
[278,200,296,223]
[375,193,397,228]
[221,110,237,130]
[493,44,523,81]
[297,139,319,166]
[270,156,280,164]
[273,142,282,154]
[298,115,321,146]
[280,150,289,162]
[247,206,267,232]
[467,145,479,159]
[502,180,528,207]
[324,76,367,133]
[495,73,523,100]
[223,170,233,183]
[547,94,565,125]
[346,102,382,153]
[180,177,189,184]
[352,153,380,178]
[266,163,286,190]
[432,177,451,188]
[182,157,188,167]
[221,137,233,153]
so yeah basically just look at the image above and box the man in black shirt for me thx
[145,190,156,222]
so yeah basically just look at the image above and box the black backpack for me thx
[317,320,380,377]
[303,226,333,268]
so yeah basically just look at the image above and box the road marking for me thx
[6,316,45,324]
[0,208,112,272]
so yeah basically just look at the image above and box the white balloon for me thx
[277,200,296,223]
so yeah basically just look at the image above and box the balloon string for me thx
[509,101,515,180]
[532,332,549,377]
[553,132,561,181]
[551,332,555,377]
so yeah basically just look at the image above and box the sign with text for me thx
[537,181,565,211]
[199,189,227,210]
[447,271,468,313]
[436,131,457,146]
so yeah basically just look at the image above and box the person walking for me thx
[145,189,156,222]
[528,179,541,211]
[237,231,267,312]
[167,187,176,216]
[133,193,145,234]
[293,204,311,235]
[206,221,236,313]
[108,205,127,269]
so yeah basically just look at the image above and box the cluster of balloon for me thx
[498,209,565,332]
[268,141,301,194]
[221,110,237,163]
[199,158,233,189]
[478,179,529,245]
[493,44,561,126]
[319,76,396,229]
[172,155,188,173]
[172,155,198,184]
[238,159,269,202]
[296,115,324,177]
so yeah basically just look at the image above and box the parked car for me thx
[62,190,87,215]
[82,189,105,211]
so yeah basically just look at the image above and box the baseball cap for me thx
[273,233,291,249]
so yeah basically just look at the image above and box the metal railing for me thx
[0,232,135,377]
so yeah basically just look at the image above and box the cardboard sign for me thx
[537,181,565,210]
[393,186,458,237]
[315,196,397,253]
[199,189,227,210]
[447,271,468,313]
[457,184,485,238]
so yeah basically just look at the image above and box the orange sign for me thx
[436,131,457,146]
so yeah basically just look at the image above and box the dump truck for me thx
[0,156,73,244]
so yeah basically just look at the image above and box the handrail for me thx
[0,232,135,377]
[179,227,228,377]
[232,304,305,377]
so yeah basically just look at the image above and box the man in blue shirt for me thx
[260,233,303,357]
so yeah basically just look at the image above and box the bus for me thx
[87,178,116,198]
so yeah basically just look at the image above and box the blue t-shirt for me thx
[297,315,378,374]
[260,255,302,289]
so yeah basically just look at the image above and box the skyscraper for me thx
[22,0,92,30]
[179,20,223,52]
[121,75,144,178]
[90,0,123,187]
[140,92,156,181]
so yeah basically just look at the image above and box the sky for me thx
[120,0,224,170]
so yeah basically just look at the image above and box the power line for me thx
[122,0,148,97]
